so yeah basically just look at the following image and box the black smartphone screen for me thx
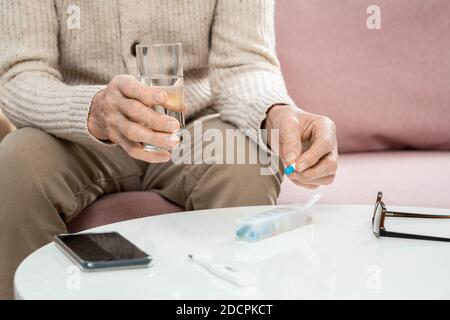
[56,232,149,262]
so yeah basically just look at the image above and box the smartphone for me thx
[54,232,152,271]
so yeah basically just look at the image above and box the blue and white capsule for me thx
[284,163,296,176]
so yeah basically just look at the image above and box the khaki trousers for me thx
[0,114,282,299]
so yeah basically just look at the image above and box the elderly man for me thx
[0,0,337,299]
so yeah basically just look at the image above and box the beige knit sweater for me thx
[0,0,293,145]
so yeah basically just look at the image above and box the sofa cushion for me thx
[68,151,450,232]
[278,151,450,208]
[275,0,450,152]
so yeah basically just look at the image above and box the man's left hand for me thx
[265,104,338,189]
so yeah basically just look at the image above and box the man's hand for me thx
[88,75,187,163]
[265,104,338,189]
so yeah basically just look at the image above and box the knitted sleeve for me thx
[209,0,295,143]
[0,0,106,145]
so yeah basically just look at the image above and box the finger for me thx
[116,114,180,149]
[116,75,184,112]
[295,135,335,173]
[279,117,302,166]
[291,174,336,186]
[296,117,337,172]
[117,96,180,133]
[117,133,172,163]
[295,151,338,182]
[290,180,320,190]
[165,92,186,113]
[115,75,164,105]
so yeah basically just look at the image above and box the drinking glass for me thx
[136,43,185,152]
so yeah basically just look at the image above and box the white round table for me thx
[14,204,450,299]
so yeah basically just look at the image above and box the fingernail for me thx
[285,152,297,164]
[297,162,308,172]
[165,135,179,145]
[154,91,167,104]
[167,121,179,132]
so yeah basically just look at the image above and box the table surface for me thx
[14,204,450,300]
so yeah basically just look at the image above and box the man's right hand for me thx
[88,75,186,163]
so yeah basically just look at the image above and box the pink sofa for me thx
[0,2,447,232]
[67,1,450,232]
[68,150,450,232]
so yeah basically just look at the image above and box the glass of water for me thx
[136,43,185,152]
